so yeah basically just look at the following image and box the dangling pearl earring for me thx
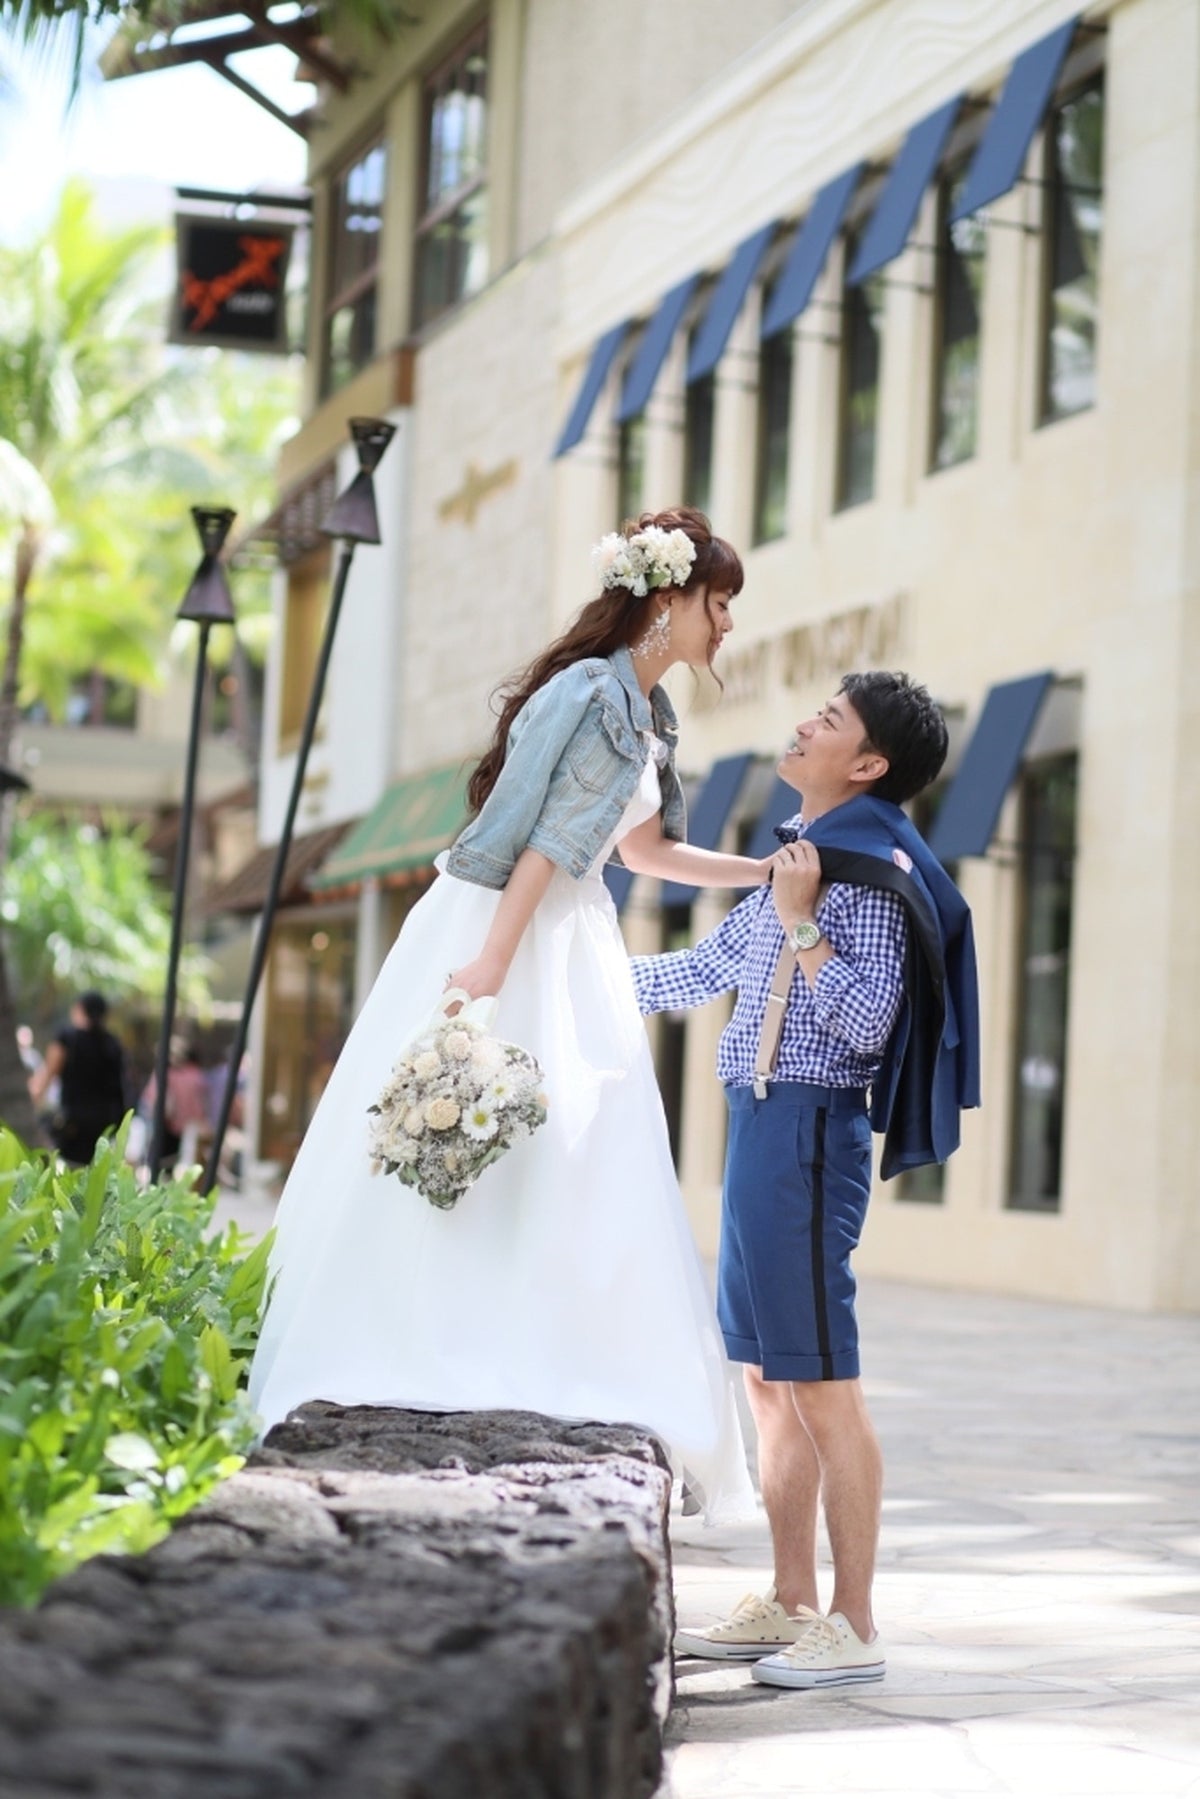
[632,604,671,661]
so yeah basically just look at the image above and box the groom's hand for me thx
[771,841,823,928]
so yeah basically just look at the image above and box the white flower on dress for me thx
[471,1037,503,1075]
[425,1096,460,1131]
[484,1072,516,1109]
[462,1100,499,1142]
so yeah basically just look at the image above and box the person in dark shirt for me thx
[29,990,127,1166]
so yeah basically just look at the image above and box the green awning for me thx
[309,762,468,891]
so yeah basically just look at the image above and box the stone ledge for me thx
[0,1405,674,1799]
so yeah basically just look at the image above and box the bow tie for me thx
[773,823,803,846]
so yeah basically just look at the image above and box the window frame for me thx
[1006,750,1079,1214]
[835,231,885,512]
[752,322,793,545]
[413,19,490,331]
[682,363,716,518]
[321,131,387,398]
[928,167,987,472]
[1038,71,1106,427]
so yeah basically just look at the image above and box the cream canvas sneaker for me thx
[751,1611,886,1688]
[674,1590,822,1660]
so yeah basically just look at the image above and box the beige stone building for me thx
[228,0,1198,1311]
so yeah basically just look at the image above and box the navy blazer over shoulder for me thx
[788,795,981,1181]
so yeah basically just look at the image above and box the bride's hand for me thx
[443,953,509,1011]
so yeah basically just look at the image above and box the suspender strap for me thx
[753,939,796,1100]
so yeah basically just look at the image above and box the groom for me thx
[631,671,979,1689]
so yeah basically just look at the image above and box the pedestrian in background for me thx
[29,990,127,1167]
[140,1040,210,1170]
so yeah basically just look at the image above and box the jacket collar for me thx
[609,644,679,742]
[610,644,653,733]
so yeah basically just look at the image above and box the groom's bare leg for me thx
[790,1377,882,1643]
[743,1364,820,1615]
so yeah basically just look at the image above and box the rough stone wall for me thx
[0,1406,674,1799]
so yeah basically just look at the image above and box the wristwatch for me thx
[787,917,823,954]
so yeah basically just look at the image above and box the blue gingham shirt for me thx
[630,816,908,1089]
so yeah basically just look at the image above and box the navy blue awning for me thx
[662,753,755,908]
[604,862,636,915]
[950,17,1078,223]
[848,96,963,284]
[760,164,863,339]
[686,222,777,384]
[745,772,802,861]
[553,320,631,457]
[926,672,1054,862]
[616,274,701,424]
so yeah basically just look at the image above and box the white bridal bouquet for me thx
[367,991,548,1210]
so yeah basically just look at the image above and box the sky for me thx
[0,24,309,239]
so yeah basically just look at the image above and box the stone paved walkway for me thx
[659,1278,1200,1799]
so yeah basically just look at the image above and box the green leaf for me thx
[103,1432,160,1473]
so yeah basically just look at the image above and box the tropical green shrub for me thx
[0,1122,272,1606]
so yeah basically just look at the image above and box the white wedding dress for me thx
[249,739,755,1521]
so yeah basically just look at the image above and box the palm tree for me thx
[0,180,210,1139]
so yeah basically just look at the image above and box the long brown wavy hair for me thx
[466,506,744,817]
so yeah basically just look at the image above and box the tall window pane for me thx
[1009,754,1077,1213]
[753,328,791,544]
[323,138,386,396]
[617,414,646,524]
[683,368,715,516]
[415,26,489,329]
[838,242,884,508]
[932,171,985,469]
[1042,81,1104,423]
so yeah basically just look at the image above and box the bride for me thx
[249,506,768,1519]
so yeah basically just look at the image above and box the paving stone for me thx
[659,1277,1200,1799]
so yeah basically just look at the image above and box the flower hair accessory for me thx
[592,526,697,598]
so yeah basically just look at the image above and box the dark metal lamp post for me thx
[149,506,237,1181]
[202,417,396,1195]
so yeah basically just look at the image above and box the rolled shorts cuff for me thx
[722,1330,861,1382]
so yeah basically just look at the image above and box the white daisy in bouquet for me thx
[368,999,548,1209]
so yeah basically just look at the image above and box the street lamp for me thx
[202,417,396,1194]
[149,505,237,1181]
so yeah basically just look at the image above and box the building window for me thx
[278,543,332,751]
[617,413,646,523]
[323,137,387,397]
[931,171,986,470]
[1009,754,1077,1213]
[753,328,792,544]
[683,368,715,516]
[837,240,884,509]
[1041,79,1104,424]
[59,673,138,730]
[414,24,489,329]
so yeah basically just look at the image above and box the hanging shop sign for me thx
[171,216,294,354]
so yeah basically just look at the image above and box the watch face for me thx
[791,920,821,951]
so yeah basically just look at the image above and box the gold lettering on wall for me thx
[437,458,518,527]
[719,593,909,708]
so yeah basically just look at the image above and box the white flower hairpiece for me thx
[591,525,697,598]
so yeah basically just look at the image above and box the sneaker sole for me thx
[751,1661,886,1689]
[674,1632,799,1661]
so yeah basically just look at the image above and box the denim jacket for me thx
[445,645,686,889]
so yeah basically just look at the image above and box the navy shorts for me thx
[719,1082,873,1382]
